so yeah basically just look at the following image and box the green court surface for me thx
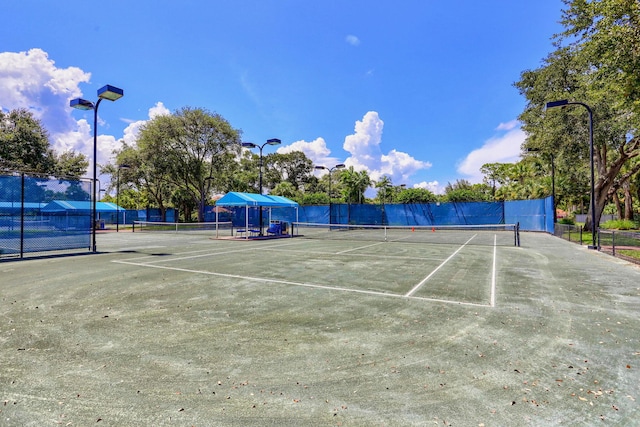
[1,231,639,426]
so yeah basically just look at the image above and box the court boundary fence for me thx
[222,197,554,233]
[1,172,92,260]
[597,229,640,265]
[554,223,640,265]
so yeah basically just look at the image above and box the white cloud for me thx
[457,123,525,183]
[414,180,443,194]
[276,112,431,190]
[121,102,170,147]
[0,48,90,134]
[343,111,431,184]
[496,119,519,131]
[277,137,331,160]
[1,49,431,195]
[0,48,170,186]
[0,48,118,176]
[345,35,360,46]
[378,149,432,183]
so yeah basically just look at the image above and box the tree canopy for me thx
[513,0,640,229]
[1,109,87,178]
[120,107,241,221]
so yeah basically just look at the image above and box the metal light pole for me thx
[242,138,281,235]
[116,164,130,232]
[314,164,345,223]
[70,84,124,252]
[545,99,596,249]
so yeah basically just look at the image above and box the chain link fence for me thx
[1,172,91,259]
[554,223,584,244]
[554,222,640,265]
[597,229,640,265]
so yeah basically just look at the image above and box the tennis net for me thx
[132,221,233,236]
[291,222,520,246]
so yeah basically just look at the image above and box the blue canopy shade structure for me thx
[0,202,46,213]
[41,201,127,230]
[215,192,299,208]
[215,192,298,239]
[41,201,125,213]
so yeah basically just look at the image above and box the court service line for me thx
[120,240,305,263]
[404,234,477,297]
[112,259,491,308]
[268,246,444,262]
[335,241,386,254]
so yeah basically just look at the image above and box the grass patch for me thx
[618,249,640,261]
[581,231,595,245]
[601,219,639,230]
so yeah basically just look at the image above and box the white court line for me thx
[268,247,444,262]
[336,241,386,254]
[112,258,491,308]
[121,240,305,263]
[404,234,477,297]
[122,239,443,264]
[111,245,167,251]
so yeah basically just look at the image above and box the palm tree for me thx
[340,166,371,204]
[375,176,393,204]
[271,181,299,199]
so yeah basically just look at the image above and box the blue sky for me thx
[1,1,564,194]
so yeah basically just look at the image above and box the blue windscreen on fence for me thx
[504,196,554,233]
[384,202,505,225]
[1,173,93,259]
[252,198,553,232]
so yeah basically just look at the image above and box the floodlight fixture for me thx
[70,98,94,110]
[545,99,569,110]
[97,85,124,101]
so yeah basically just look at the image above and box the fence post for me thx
[612,231,616,257]
[20,173,25,258]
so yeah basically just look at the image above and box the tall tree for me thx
[55,151,89,178]
[480,163,513,198]
[375,176,393,204]
[109,142,175,221]
[339,167,371,204]
[135,107,241,221]
[395,187,437,204]
[0,109,55,174]
[262,151,314,191]
[560,0,640,115]
[443,179,492,202]
[515,0,640,230]
[270,181,299,199]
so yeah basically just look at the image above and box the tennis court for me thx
[118,226,510,308]
[1,230,639,425]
